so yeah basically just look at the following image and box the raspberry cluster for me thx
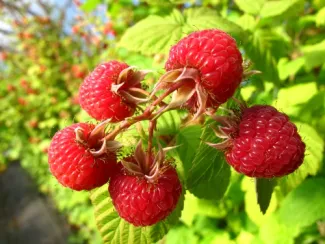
[48,29,305,227]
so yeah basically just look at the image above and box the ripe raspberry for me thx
[79,61,147,122]
[48,123,119,191]
[208,105,305,178]
[109,165,182,226]
[165,29,243,111]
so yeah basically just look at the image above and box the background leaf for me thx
[243,29,283,83]
[279,123,324,194]
[278,178,325,236]
[118,8,245,55]
[301,40,325,70]
[235,0,265,15]
[260,0,304,19]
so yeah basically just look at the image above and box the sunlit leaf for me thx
[235,0,265,15]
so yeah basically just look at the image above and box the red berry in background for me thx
[207,105,305,178]
[73,0,82,7]
[103,22,113,35]
[70,94,79,105]
[109,165,182,226]
[48,123,119,191]
[72,25,80,34]
[72,64,87,79]
[28,119,38,128]
[20,79,29,89]
[161,29,243,117]
[18,97,27,106]
[79,60,148,122]
[0,52,7,61]
[7,84,16,92]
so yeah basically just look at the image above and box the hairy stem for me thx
[104,85,178,141]
[146,119,157,173]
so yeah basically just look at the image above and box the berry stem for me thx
[146,119,156,172]
[104,84,179,141]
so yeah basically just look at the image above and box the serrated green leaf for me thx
[186,125,231,200]
[183,8,245,40]
[255,178,276,214]
[243,30,281,83]
[89,184,184,244]
[118,8,245,55]
[279,123,324,194]
[118,9,184,55]
[176,125,202,179]
[260,0,304,18]
[278,178,325,236]
[301,40,325,70]
[235,0,265,15]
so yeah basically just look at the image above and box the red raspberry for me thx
[79,61,144,122]
[109,164,182,226]
[48,123,118,191]
[209,105,305,178]
[165,29,243,110]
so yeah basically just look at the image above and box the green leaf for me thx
[278,178,325,236]
[316,7,325,26]
[176,126,202,179]
[258,215,294,244]
[243,30,281,83]
[279,123,324,194]
[180,192,228,226]
[242,177,278,226]
[164,224,199,244]
[118,8,244,55]
[186,124,231,200]
[255,178,276,214]
[301,40,325,70]
[260,0,304,19]
[277,57,305,80]
[157,110,181,136]
[81,0,101,11]
[273,82,318,116]
[118,9,184,55]
[237,14,257,31]
[235,0,265,15]
[183,8,245,40]
[89,184,184,244]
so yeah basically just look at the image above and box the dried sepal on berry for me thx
[156,29,245,119]
[109,140,182,226]
[120,140,176,183]
[111,66,151,105]
[79,61,150,122]
[48,120,122,191]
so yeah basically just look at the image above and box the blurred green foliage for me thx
[1,0,325,243]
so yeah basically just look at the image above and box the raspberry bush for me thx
[1,1,325,244]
